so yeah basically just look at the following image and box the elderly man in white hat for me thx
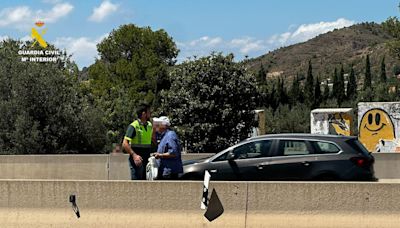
[152,116,183,179]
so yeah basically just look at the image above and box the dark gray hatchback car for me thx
[181,134,376,181]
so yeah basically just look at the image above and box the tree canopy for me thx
[160,53,258,153]
[0,39,105,154]
[88,24,179,144]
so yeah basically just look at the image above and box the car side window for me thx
[279,140,310,156]
[233,140,272,159]
[213,152,228,162]
[312,141,341,154]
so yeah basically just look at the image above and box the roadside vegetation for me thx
[1,12,400,153]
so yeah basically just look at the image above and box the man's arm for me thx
[155,152,176,159]
[155,135,179,159]
[122,138,134,156]
[151,126,157,145]
[123,125,143,166]
[123,138,143,165]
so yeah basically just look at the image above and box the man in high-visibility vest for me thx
[122,104,154,180]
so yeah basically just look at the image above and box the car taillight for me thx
[350,157,371,168]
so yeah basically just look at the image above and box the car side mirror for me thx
[226,151,235,160]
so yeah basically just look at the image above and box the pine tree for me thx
[380,57,387,83]
[364,55,372,90]
[314,76,321,107]
[257,65,266,84]
[347,65,357,99]
[305,60,314,105]
[276,77,288,105]
[332,68,339,98]
[269,84,277,110]
[256,65,268,107]
[290,73,301,105]
[323,80,330,100]
[337,64,345,106]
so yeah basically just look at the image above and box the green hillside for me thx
[246,22,400,85]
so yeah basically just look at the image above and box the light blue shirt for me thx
[157,129,183,174]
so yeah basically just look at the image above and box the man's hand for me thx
[133,154,143,166]
[123,138,143,166]
[154,153,161,159]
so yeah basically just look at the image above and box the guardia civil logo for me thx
[18,21,61,63]
[31,21,48,48]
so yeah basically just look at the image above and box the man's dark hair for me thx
[136,103,150,118]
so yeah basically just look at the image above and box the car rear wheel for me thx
[181,173,202,180]
[314,173,340,181]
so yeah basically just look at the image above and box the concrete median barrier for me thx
[0,153,398,180]
[0,180,399,227]
[0,180,247,227]
[372,153,400,179]
[0,155,109,180]
[108,154,130,180]
[246,181,400,227]
[0,154,215,180]
[107,153,214,180]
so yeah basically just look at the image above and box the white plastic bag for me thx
[146,156,159,180]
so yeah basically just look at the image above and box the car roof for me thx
[245,133,356,142]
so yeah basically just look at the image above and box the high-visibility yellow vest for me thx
[129,120,152,147]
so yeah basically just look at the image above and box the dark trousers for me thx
[129,151,150,180]
[157,167,179,180]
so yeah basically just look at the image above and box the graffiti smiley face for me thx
[359,108,395,152]
[364,111,386,133]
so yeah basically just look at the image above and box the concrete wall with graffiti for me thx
[311,108,353,136]
[358,102,400,153]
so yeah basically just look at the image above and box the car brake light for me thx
[350,157,370,168]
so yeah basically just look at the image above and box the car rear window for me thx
[347,139,371,156]
[311,141,341,154]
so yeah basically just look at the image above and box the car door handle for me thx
[302,161,310,167]
[210,169,218,173]
[257,164,266,170]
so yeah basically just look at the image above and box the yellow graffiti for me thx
[359,109,395,152]
[31,27,47,48]
[328,113,352,136]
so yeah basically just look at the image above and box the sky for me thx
[0,0,398,69]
